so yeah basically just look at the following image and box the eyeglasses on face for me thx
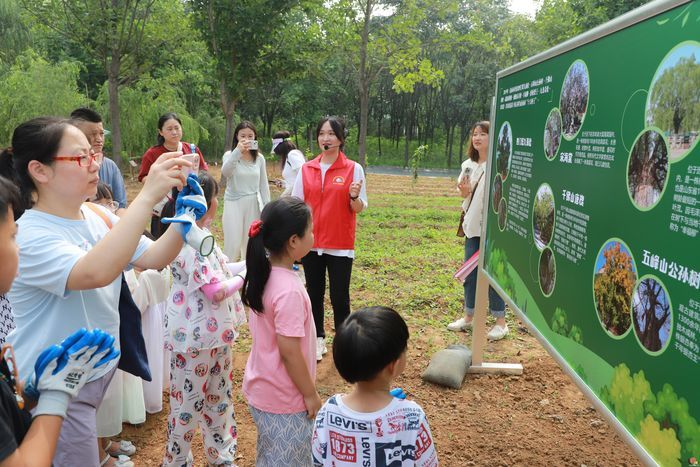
[97,200,119,213]
[54,152,104,167]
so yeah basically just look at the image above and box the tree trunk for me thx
[220,82,236,152]
[447,125,455,169]
[307,125,315,154]
[377,112,382,159]
[107,53,122,170]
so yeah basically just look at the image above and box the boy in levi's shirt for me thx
[312,307,438,467]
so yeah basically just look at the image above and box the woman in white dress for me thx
[221,121,270,261]
[271,130,305,197]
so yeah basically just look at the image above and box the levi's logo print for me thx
[332,176,345,185]
[327,413,372,433]
[375,441,416,466]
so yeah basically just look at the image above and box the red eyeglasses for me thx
[54,152,104,167]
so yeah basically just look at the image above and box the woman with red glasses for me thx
[0,117,191,466]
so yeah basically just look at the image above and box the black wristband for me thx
[349,194,359,201]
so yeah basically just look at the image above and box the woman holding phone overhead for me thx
[139,112,208,238]
[221,121,271,261]
[0,117,191,465]
[291,116,367,361]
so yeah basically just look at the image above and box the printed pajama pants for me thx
[164,346,237,466]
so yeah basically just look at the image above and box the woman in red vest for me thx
[291,116,367,361]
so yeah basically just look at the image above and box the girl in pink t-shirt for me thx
[241,197,320,466]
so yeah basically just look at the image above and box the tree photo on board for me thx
[560,60,589,138]
[593,242,636,337]
[533,184,555,249]
[627,129,669,209]
[632,277,671,352]
[645,43,700,160]
[496,122,511,179]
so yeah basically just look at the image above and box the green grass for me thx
[206,174,516,356]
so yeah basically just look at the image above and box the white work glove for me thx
[24,328,120,418]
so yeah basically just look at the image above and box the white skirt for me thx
[142,301,170,413]
[96,370,146,437]
[222,195,262,262]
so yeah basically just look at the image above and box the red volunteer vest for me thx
[301,152,357,250]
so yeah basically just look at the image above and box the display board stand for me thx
[467,271,523,375]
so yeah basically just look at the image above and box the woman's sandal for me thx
[106,440,137,457]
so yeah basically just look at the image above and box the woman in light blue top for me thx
[221,121,271,261]
[0,117,190,466]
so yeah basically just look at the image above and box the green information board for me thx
[482,1,700,465]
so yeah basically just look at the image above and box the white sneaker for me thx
[487,324,509,341]
[316,337,328,361]
[447,317,472,332]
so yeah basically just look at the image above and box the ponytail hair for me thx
[242,197,311,313]
[0,117,71,219]
[272,130,297,168]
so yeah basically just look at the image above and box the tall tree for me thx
[21,0,157,166]
[190,0,302,151]
[0,0,30,67]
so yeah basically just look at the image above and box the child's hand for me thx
[212,289,226,304]
[457,179,471,198]
[304,392,322,420]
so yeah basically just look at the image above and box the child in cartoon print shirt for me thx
[163,172,246,467]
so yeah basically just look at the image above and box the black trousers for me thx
[301,252,353,338]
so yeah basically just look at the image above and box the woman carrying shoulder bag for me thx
[448,120,508,341]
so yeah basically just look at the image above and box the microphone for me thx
[323,144,342,150]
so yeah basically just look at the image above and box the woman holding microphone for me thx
[291,116,367,361]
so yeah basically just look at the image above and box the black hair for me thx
[157,112,182,146]
[70,107,102,123]
[242,197,311,312]
[0,176,20,222]
[232,121,258,161]
[272,130,298,168]
[93,182,114,202]
[333,306,409,383]
[316,116,347,150]
[196,171,218,209]
[468,120,490,162]
[0,117,72,218]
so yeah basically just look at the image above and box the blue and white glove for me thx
[25,328,120,418]
[390,387,406,400]
[162,174,214,256]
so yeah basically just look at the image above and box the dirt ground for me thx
[120,166,640,466]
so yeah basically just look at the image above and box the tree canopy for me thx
[0,0,652,167]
